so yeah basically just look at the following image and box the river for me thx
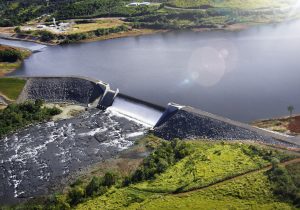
[1,20,300,122]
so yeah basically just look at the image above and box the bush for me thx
[14,26,21,33]
[38,30,57,42]
[124,139,191,185]
[45,194,70,210]
[103,172,118,187]
[0,100,62,138]
[68,186,85,206]
[0,49,22,62]
[85,176,102,197]
[267,165,298,204]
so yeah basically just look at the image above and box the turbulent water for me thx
[0,108,148,205]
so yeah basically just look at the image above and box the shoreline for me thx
[0,45,32,77]
[0,21,276,46]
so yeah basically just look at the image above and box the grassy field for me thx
[0,62,21,76]
[67,19,125,34]
[167,0,296,9]
[129,171,294,210]
[75,140,296,210]
[0,77,26,100]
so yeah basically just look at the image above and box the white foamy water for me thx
[107,97,163,127]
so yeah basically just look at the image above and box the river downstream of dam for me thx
[0,107,154,204]
[2,19,300,122]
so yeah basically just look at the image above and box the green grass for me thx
[167,0,296,9]
[76,169,293,210]
[286,162,300,188]
[0,77,26,100]
[132,171,293,210]
[132,142,289,193]
[75,141,295,210]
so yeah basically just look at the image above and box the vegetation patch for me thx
[76,141,297,210]
[128,171,294,210]
[133,141,291,193]
[0,46,31,76]
[167,0,296,9]
[0,100,61,138]
[68,19,124,34]
[268,161,300,207]
[0,77,26,100]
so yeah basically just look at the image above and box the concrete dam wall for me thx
[18,77,107,106]
[11,76,300,147]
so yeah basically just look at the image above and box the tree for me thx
[288,105,294,118]
[14,26,21,33]
[68,186,85,206]
[102,172,118,187]
[85,176,101,197]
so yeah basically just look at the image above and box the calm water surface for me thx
[2,20,300,122]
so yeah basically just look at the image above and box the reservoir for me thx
[2,20,300,122]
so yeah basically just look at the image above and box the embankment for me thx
[17,76,107,106]
[154,103,300,148]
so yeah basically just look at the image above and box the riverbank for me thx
[252,115,300,136]
[0,45,31,76]
[80,28,168,43]
[1,8,299,46]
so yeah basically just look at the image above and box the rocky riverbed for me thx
[0,108,148,205]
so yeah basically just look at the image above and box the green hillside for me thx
[73,140,298,210]
[167,0,296,9]
[0,0,297,27]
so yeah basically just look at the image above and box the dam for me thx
[0,76,299,205]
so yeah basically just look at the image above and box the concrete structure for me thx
[98,88,119,110]
[10,76,300,147]
[127,2,151,7]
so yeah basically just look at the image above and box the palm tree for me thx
[288,105,294,118]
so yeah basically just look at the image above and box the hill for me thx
[74,140,299,210]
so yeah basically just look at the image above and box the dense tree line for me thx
[267,162,300,207]
[0,0,161,26]
[0,100,61,138]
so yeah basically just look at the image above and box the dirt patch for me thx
[288,116,300,133]
[252,115,300,135]
[0,27,15,35]
[44,103,86,121]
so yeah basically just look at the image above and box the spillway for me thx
[107,96,164,127]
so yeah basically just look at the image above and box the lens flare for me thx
[187,47,226,87]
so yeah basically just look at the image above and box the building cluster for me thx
[126,2,151,7]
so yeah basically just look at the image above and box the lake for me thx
[2,20,300,122]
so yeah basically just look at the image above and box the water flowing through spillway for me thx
[107,97,163,127]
